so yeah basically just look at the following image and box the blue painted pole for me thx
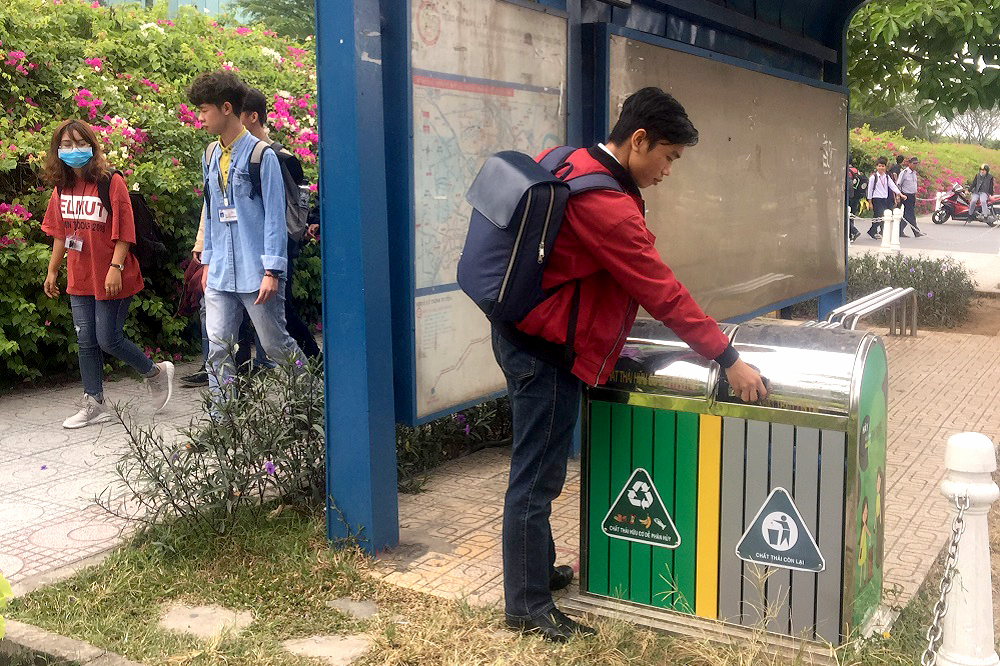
[316,0,399,554]
[818,285,847,320]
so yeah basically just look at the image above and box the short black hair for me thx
[608,87,699,148]
[243,88,268,126]
[187,71,248,115]
[895,155,905,165]
[876,156,888,166]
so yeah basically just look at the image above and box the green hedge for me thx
[0,0,318,385]
[848,253,976,328]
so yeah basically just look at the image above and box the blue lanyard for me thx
[216,161,234,207]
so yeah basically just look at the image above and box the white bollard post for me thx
[880,208,903,253]
[936,432,1000,666]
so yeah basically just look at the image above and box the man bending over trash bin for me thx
[491,87,767,642]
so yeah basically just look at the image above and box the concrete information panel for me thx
[409,0,566,419]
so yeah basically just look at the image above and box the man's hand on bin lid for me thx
[725,359,768,403]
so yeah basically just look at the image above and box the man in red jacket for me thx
[495,87,767,642]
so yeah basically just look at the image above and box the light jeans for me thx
[970,192,991,218]
[204,283,302,400]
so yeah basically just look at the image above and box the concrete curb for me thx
[3,548,142,665]
[1,619,143,665]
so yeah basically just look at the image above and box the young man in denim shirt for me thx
[188,71,302,400]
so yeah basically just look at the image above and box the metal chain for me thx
[920,492,971,666]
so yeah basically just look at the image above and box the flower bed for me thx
[850,125,1000,215]
[0,0,318,383]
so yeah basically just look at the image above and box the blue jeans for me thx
[70,295,154,398]
[199,294,270,369]
[204,283,302,399]
[492,328,581,619]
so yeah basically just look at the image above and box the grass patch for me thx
[9,508,935,665]
[0,646,75,666]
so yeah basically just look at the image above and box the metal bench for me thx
[799,287,917,336]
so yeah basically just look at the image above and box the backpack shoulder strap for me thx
[203,141,219,210]
[538,146,577,173]
[248,140,271,199]
[204,141,219,166]
[565,172,622,195]
[98,169,121,218]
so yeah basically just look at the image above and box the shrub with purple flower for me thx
[848,254,974,328]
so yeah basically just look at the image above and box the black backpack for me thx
[96,171,167,275]
[204,139,311,242]
[458,146,622,323]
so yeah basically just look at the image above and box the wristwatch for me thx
[264,270,282,278]
[110,263,125,271]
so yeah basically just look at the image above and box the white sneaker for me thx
[147,360,175,413]
[62,394,112,429]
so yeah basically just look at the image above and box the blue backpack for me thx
[458,146,622,323]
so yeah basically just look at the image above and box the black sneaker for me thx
[180,369,208,388]
[506,607,596,642]
[550,565,575,591]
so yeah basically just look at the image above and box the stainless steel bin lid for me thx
[604,320,735,401]
[602,320,875,417]
[721,323,872,416]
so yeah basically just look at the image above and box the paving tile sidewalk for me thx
[0,329,992,622]
[0,362,204,590]
[377,329,993,610]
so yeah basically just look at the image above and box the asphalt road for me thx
[851,214,1000,255]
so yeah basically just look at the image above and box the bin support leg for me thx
[937,433,1000,666]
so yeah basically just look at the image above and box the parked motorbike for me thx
[932,183,1000,226]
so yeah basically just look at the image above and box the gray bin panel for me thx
[790,427,821,639]
[742,420,770,625]
[815,429,848,644]
[718,417,746,623]
[766,423,795,635]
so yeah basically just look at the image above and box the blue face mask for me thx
[58,147,94,168]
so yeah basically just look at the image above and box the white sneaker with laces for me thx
[62,393,112,429]
[147,360,175,413]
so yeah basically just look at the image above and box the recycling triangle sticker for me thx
[735,487,825,573]
[601,468,680,548]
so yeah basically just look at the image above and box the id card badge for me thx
[66,235,84,252]
[219,207,238,225]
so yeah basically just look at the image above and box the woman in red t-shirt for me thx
[40,119,175,428]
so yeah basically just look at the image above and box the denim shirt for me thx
[200,132,288,293]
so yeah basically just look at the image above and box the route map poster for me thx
[410,0,567,418]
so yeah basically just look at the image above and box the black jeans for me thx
[870,197,893,235]
[492,328,581,619]
[901,195,918,233]
[285,238,320,358]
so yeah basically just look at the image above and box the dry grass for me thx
[8,509,933,666]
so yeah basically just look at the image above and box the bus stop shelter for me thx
[314,0,869,559]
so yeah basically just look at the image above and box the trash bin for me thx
[577,320,887,646]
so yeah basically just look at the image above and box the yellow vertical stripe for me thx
[695,414,722,619]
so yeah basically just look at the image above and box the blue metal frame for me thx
[388,0,573,426]
[608,24,847,94]
[316,0,399,554]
